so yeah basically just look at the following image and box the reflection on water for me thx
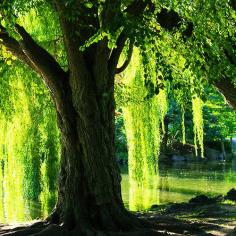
[128,175,160,211]
[1,160,236,222]
[121,160,236,211]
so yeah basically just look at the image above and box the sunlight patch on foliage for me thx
[119,48,168,184]
[192,97,204,157]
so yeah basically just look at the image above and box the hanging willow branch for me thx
[192,97,204,157]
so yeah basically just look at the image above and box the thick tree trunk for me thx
[44,70,148,235]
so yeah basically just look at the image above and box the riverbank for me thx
[139,205,236,236]
[1,196,236,235]
[136,193,236,235]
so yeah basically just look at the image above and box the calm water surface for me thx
[2,160,236,223]
[121,160,236,211]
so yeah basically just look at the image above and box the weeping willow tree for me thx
[151,20,208,156]
[0,63,60,223]
[1,0,236,234]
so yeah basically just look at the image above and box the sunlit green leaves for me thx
[0,59,60,218]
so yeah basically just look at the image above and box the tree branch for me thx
[215,77,236,111]
[108,0,149,75]
[0,25,29,63]
[0,23,69,112]
[53,0,94,78]
[108,31,128,75]
[15,24,66,80]
[115,40,133,74]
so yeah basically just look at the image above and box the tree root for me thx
[31,225,69,236]
[1,227,45,236]
[0,223,180,236]
[0,213,214,236]
[0,225,69,236]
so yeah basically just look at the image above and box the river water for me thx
[1,160,236,223]
[121,160,236,211]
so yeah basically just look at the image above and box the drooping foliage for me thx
[162,85,236,150]
[116,48,168,183]
[192,97,204,157]
[0,62,60,222]
[0,2,64,222]
[130,0,236,158]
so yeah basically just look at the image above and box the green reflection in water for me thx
[120,165,161,211]
[128,176,160,211]
[121,161,236,211]
[0,161,236,223]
